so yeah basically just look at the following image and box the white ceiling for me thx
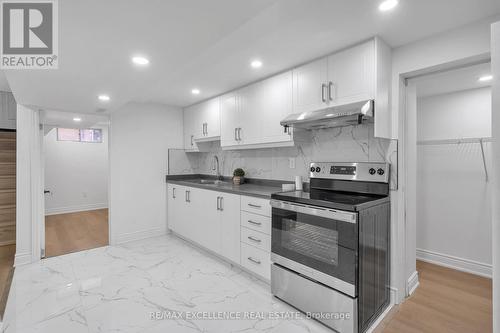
[5,0,500,114]
[415,62,492,98]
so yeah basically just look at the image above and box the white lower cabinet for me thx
[168,185,272,280]
[167,184,241,264]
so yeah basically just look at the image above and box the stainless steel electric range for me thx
[270,162,390,333]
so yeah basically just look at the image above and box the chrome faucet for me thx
[212,155,223,180]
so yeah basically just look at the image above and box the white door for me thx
[259,71,294,143]
[202,97,221,139]
[220,92,240,147]
[218,193,240,264]
[292,57,328,114]
[327,41,375,106]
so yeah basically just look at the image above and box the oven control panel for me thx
[309,162,390,183]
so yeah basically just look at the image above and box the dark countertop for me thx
[166,174,292,199]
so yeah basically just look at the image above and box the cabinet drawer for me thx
[241,196,271,217]
[241,243,270,280]
[241,226,270,252]
[241,211,271,235]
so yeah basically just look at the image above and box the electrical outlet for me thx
[289,157,296,169]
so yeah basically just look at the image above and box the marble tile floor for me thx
[1,234,334,333]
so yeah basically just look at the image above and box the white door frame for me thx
[399,56,492,298]
[34,119,111,261]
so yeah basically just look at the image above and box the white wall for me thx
[416,88,492,277]
[109,102,183,244]
[418,88,492,140]
[44,127,108,215]
[490,20,500,333]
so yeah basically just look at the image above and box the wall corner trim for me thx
[407,270,419,296]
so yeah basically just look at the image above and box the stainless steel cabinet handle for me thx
[172,188,176,199]
[321,83,326,102]
[247,257,261,265]
[248,203,261,208]
[216,196,220,210]
[247,236,261,243]
[219,197,223,211]
[328,82,334,101]
[237,128,242,141]
[185,190,190,202]
[234,128,238,141]
[205,123,208,136]
[248,220,262,226]
[190,135,194,146]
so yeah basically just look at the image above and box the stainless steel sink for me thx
[192,179,229,186]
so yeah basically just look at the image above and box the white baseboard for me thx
[113,227,167,245]
[45,203,108,216]
[14,252,31,266]
[416,248,492,278]
[407,270,419,296]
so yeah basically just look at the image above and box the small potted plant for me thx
[233,168,245,185]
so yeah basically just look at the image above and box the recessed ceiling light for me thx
[478,75,493,82]
[132,56,149,66]
[379,0,398,12]
[251,60,263,68]
[73,117,81,122]
[98,94,110,101]
[191,89,200,95]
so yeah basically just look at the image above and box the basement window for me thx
[57,128,103,143]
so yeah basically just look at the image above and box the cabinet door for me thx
[183,107,198,151]
[191,188,220,252]
[218,193,241,264]
[292,57,328,114]
[238,84,262,145]
[259,71,293,143]
[327,41,375,106]
[202,97,220,138]
[220,92,240,147]
[168,185,188,236]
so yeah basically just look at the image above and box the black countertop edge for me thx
[165,174,295,199]
[166,174,295,186]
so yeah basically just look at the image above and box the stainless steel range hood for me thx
[280,100,374,130]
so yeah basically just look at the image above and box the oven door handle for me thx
[270,199,356,223]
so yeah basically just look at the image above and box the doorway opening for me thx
[405,62,493,331]
[42,113,109,258]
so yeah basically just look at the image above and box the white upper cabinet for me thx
[292,57,328,114]
[220,71,294,149]
[183,105,199,151]
[327,41,375,106]
[291,38,391,138]
[183,97,221,150]
[200,97,221,139]
[220,92,240,147]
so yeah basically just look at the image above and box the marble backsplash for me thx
[168,124,398,189]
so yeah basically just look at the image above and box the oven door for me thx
[271,199,358,297]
